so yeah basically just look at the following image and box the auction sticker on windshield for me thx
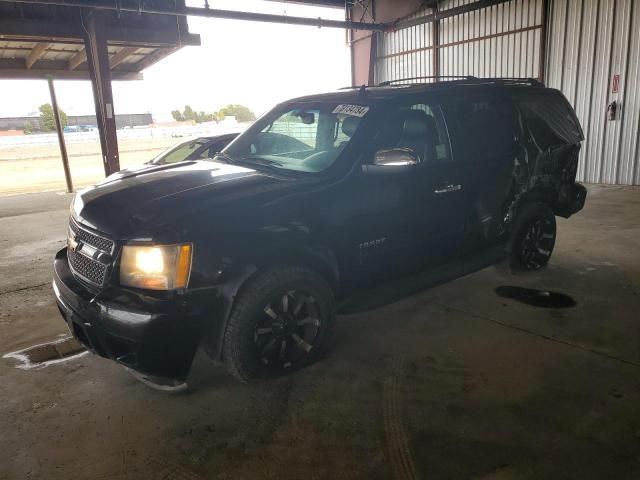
[332,104,370,117]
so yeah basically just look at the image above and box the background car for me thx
[105,133,239,181]
[150,133,239,165]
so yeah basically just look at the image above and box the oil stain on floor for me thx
[3,336,86,369]
[495,286,577,309]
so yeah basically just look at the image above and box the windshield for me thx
[221,102,369,174]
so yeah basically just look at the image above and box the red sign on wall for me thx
[612,74,620,93]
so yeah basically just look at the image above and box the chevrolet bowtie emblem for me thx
[68,233,80,252]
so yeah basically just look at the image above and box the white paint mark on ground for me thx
[2,336,87,370]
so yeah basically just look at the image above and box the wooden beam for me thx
[109,46,138,69]
[0,58,142,80]
[25,42,50,69]
[67,48,86,70]
[132,47,176,72]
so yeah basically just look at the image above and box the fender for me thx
[200,241,340,361]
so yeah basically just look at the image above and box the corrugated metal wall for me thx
[371,0,640,185]
[375,0,544,83]
[547,0,640,185]
[375,8,435,83]
[439,0,543,78]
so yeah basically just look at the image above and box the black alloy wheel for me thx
[518,218,555,270]
[222,266,335,383]
[255,290,323,369]
[510,202,557,271]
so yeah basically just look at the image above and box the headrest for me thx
[401,109,430,139]
[342,116,360,137]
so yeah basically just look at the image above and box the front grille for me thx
[67,218,114,287]
[69,219,114,253]
[68,247,107,286]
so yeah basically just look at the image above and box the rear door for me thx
[442,89,519,254]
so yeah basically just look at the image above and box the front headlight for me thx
[119,244,192,290]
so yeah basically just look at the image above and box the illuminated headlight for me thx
[119,244,192,290]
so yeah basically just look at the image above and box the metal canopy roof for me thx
[0,1,201,80]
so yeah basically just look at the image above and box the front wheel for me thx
[509,202,557,271]
[222,266,335,383]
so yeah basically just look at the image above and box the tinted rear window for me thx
[515,90,584,149]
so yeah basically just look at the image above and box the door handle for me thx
[434,184,462,194]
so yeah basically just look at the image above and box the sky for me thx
[0,0,351,122]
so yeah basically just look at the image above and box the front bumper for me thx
[53,248,209,381]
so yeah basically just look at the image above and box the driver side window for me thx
[376,102,451,165]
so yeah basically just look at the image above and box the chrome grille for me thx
[68,247,107,285]
[67,218,114,287]
[69,219,114,253]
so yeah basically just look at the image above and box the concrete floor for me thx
[1,185,639,480]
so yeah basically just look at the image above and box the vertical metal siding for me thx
[547,0,640,185]
[375,7,434,84]
[376,0,544,84]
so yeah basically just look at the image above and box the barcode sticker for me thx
[332,104,370,117]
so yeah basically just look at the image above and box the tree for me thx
[22,122,33,135]
[219,104,256,122]
[39,103,68,132]
[171,109,184,122]
[182,105,195,122]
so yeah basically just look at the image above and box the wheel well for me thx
[202,250,339,361]
[253,247,340,294]
[510,189,555,224]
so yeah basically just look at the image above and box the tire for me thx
[222,266,336,383]
[509,202,557,271]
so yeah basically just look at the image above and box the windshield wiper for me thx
[212,152,236,164]
[236,156,285,168]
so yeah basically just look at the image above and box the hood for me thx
[72,161,304,240]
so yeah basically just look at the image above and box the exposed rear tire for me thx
[509,202,556,271]
[222,266,335,383]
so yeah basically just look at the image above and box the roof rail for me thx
[376,76,544,88]
[475,77,545,86]
[377,76,476,87]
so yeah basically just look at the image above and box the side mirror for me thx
[362,148,418,175]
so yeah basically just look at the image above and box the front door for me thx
[404,102,467,267]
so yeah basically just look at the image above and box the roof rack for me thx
[377,76,476,87]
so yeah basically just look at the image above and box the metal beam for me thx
[47,77,73,193]
[25,42,49,69]
[109,46,138,69]
[83,10,120,175]
[0,0,386,31]
[394,0,514,30]
[432,3,440,79]
[539,0,549,82]
[67,49,86,70]
[0,19,200,47]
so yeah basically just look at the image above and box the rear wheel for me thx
[222,266,335,383]
[509,202,556,271]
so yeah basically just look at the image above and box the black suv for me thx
[53,78,586,386]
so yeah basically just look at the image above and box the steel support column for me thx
[432,3,440,80]
[368,33,377,86]
[83,9,119,176]
[539,0,549,82]
[47,76,73,193]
